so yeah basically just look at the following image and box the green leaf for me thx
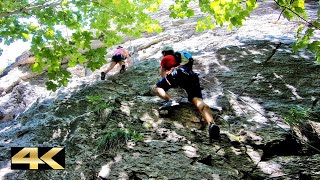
[307,41,320,53]
[313,21,320,28]
[169,12,177,18]
[61,79,68,86]
[292,42,299,53]
[22,33,30,40]
[68,60,77,67]
[296,24,304,37]
[32,62,43,73]
[62,0,69,7]
[230,17,238,26]
[78,55,86,63]
[294,7,305,14]
[45,29,55,39]
[305,28,315,36]
[277,0,286,6]
[282,10,292,20]
[46,81,58,91]
[186,9,194,17]
[246,0,254,11]
[240,10,250,18]
[225,12,232,21]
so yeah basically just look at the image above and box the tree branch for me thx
[273,0,319,29]
[0,1,62,18]
[278,8,286,21]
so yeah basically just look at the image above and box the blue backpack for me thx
[174,50,194,68]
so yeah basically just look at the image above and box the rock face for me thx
[1,0,320,179]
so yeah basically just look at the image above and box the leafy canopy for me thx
[0,0,319,90]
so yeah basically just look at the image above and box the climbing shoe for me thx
[159,100,180,110]
[101,72,106,80]
[208,123,220,140]
[120,64,126,74]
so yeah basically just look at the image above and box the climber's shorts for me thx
[111,54,125,63]
[156,76,173,92]
[156,67,202,102]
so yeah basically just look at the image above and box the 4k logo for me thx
[11,147,65,170]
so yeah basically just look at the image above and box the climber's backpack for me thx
[174,50,194,68]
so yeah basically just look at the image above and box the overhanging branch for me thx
[273,0,319,29]
[0,2,62,18]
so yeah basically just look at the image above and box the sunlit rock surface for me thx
[0,0,320,179]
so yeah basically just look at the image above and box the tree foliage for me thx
[0,0,162,90]
[0,0,319,90]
